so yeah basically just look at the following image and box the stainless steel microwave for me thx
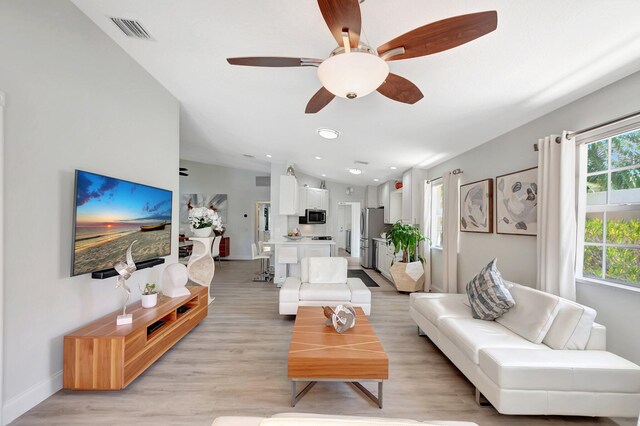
[299,209,326,224]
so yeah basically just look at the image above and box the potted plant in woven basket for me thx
[386,221,427,292]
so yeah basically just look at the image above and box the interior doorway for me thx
[255,201,271,243]
[336,204,353,252]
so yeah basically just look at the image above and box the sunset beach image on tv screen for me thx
[72,170,172,276]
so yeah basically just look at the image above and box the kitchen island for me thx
[265,238,336,286]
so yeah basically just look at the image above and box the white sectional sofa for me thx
[409,284,640,418]
[279,257,371,315]
[212,412,478,426]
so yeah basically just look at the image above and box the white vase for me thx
[141,293,158,308]
[192,226,212,237]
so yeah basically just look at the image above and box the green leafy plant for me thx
[140,282,158,295]
[385,221,427,263]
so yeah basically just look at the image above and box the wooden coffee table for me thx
[288,306,389,408]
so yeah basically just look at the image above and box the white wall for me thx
[425,70,640,365]
[0,1,180,423]
[0,91,5,426]
[179,160,270,259]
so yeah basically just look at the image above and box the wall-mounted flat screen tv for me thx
[72,170,173,276]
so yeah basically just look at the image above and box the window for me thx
[431,182,444,248]
[580,128,640,287]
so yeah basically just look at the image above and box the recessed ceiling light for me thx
[349,168,362,175]
[317,128,340,140]
[315,156,322,160]
[321,174,326,177]
[389,166,397,170]
[266,154,272,158]
[373,178,379,182]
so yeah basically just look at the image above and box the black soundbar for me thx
[91,258,165,279]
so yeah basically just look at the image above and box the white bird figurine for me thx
[114,240,137,325]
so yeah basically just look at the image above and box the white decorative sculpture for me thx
[114,240,137,325]
[187,236,215,305]
[162,263,191,298]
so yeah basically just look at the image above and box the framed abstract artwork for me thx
[180,193,228,224]
[460,179,493,233]
[495,167,538,236]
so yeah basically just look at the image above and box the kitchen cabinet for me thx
[389,189,402,224]
[299,187,329,212]
[402,170,412,222]
[365,185,378,208]
[375,239,395,282]
[380,181,392,222]
[280,175,299,216]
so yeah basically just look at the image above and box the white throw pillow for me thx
[496,284,560,344]
[542,298,597,350]
[308,257,347,284]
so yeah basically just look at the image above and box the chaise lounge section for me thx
[409,284,640,418]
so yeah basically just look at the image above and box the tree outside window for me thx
[582,128,640,287]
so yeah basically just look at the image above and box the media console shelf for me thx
[63,285,208,390]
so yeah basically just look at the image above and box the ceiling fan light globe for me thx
[317,52,389,99]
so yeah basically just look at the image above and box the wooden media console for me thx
[63,285,208,390]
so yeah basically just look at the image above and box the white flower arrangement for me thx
[188,206,223,231]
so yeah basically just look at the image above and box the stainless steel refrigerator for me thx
[359,208,385,268]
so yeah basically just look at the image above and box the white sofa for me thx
[409,283,640,417]
[212,412,477,426]
[279,257,371,315]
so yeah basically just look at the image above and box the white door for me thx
[337,204,347,249]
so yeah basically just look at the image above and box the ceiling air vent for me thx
[256,176,271,187]
[354,160,369,165]
[110,17,153,40]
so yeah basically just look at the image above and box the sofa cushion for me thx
[479,348,640,393]
[439,317,549,364]
[299,283,351,302]
[410,294,472,326]
[307,257,348,284]
[542,298,597,350]
[496,284,560,344]
[466,259,515,320]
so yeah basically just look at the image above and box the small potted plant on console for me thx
[140,282,159,308]
[386,221,427,293]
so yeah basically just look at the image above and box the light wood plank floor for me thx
[12,260,634,425]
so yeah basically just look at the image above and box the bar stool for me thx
[251,243,270,282]
[258,241,274,276]
[277,246,298,280]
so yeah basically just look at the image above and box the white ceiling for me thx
[72,0,640,185]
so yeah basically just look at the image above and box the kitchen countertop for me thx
[266,238,336,245]
[372,237,387,243]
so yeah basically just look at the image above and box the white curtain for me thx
[442,171,460,293]
[422,180,432,292]
[536,131,578,301]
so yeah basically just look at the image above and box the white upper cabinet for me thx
[365,185,378,208]
[280,175,299,216]
[299,187,329,212]
[402,170,412,222]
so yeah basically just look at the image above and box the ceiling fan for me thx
[227,1,497,113]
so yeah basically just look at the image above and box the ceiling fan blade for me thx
[317,0,361,48]
[226,57,322,67]
[305,87,336,114]
[377,11,497,61]
[377,73,424,104]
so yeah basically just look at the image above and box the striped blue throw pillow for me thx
[466,259,515,320]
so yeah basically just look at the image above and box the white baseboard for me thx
[3,370,62,425]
